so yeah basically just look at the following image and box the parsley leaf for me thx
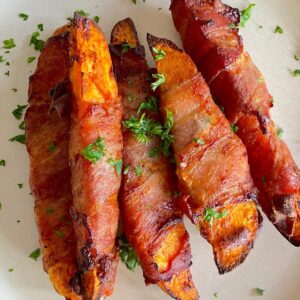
[93,16,100,23]
[160,109,174,157]
[193,138,205,145]
[81,137,105,163]
[11,88,17,92]
[75,10,89,16]
[152,47,166,61]
[276,127,284,138]
[254,288,265,296]
[134,165,143,177]
[18,183,23,189]
[4,70,9,76]
[148,147,160,158]
[37,24,44,31]
[137,96,158,114]
[121,42,134,53]
[29,32,44,51]
[291,69,300,77]
[119,234,140,270]
[132,0,145,4]
[0,159,6,166]
[123,165,130,175]
[19,13,29,21]
[9,134,26,144]
[27,56,36,63]
[151,73,165,91]
[3,38,16,49]
[0,55,5,63]
[275,25,283,34]
[240,3,256,27]
[29,248,41,261]
[230,123,239,133]
[48,143,57,153]
[55,230,64,238]
[12,104,27,120]
[108,159,123,176]
[19,121,25,130]
[8,268,14,272]
[203,207,227,225]
[295,55,300,61]
[214,292,219,298]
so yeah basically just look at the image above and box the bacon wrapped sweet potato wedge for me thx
[25,26,82,299]
[147,34,261,274]
[68,16,122,299]
[171,0,300,246]
[110,18,198,300]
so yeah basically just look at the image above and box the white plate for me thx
[0,1,299,299]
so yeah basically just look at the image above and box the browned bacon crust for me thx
[25,26,82,299]
[110,18,198,300]
[68,16,122,299]
[171,0,300,246]
[147,33,261,274]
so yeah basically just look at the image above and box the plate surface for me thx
[0,0,299,299]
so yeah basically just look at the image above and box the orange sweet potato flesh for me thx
[110,18,198,300]
[26,26,82,299]
[147,34,261,273]
[69,16,122,299]
[171,0,300,246]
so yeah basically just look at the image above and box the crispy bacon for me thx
[25,26,82,299]
[68,16,122,299]
[171,0,300,246]
[147,34,261,274]
[110,18,198,300]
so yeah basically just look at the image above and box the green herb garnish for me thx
[12,104,27,120]
[148,147,160,158]
[19,121,25,130]
[18,183,23,189]
[37,24,44,31]
[193,138,205,145]
[134,165,143,177]
[81,137,105,163]
[203,207,228,225]
[29,32,44,51]
[254,288,265,296]
[240,3,256,27]
[276,127,284,138]
[19,13,29,20]
[152,47,166,61]
[275,25,283,34]
[230,123,239,133]
[291,69,300,77]
[160,109,174,157]
[8,268,14,272]
[119,235,140,270]
[4,71,9,76]
[0,56,5,63]
[121,42,134,53]
[295,55,300,61]
[29,248,41,261]
[137,96,158,114]
[108,159,123,176]
[0,160,6,166]
[93,16,100,23]
[123,165,130,175]
[48,143,57,153]
[151,73,165,91]
[55,230,64,238]
[27,56,36,63]
[214,292,218,298]
[3,38,16,49]
[11,88,17,92]
[9,134,26,144]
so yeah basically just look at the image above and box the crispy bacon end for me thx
[110,18,199,300]
[171,0,300,246]
[147,33,261,273]
[69,15,122,299]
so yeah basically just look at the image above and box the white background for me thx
[0,0,299,299]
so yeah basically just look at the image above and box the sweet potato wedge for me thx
[171,0,300,246]
[147,34,261,274]
[26,26,82,299]
[69,15,122,299]
[110,18,198,300]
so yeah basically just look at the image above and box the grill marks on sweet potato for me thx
[110,18,198,300]
[69,16,122,299]
[25,27,82,300]
[171,0,300,246]
[147,34,261,273]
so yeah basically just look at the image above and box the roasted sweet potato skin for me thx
[148,34,261,273]
[171,0,300,246]
[69,16,122,299]
[25,26,82,299]
[110,18,198,300]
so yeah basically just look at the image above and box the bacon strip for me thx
[25,26,82,299]
[171,0,300,246]
[69,16,122,299]
[110,18,198,300]
[147,34,261,274]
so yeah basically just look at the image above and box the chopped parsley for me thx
[3,38,16,49]
[19,121,25,130]
[121,42,134,53]
[134,165,143,177]
[275,25,283,34]
[160,109,174,157]
[151,73,165,91]
[37,24,44,31]
[18,183,23,189]
[4,70,9,76]
[0,202,2,210]
[152,47,166,61]
[119,234,140,270]
[148,147,160,158]
[55,230,64,238]
[123,165,130,175]
[214,292,218,298]
[240,3,256,27]
[193,138,205,145]
[12,104,27,120]
[29,248,41,261]
[230,123,239,133]
[254,288,265,296]
[203,207,228,225]
[9,134,26,144]
[11,88,17,92]
[295,55,300,61]
[81,137,106,163]
[27,56,36,63]
[6,61,9,66]
[228,23,238,29]
[0,56,5,63]
[93,16,100,23]
[29,32,44,51]
[67,10,90,21]
[0,159,6,166]
[291,69,300,77]
[19,13,29,21]
[137,96,158,114]
[108,159,123,176]
[276,127,284,138]
[48,143,57,153]
[8,268,14,272]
